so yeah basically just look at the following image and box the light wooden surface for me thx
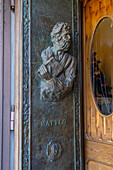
[85,140,113,164]
[87,160,113,170]
[83,0,113,169]
[14,0,22,170]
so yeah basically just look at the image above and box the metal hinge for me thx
[10,105,15,131]
[11,0,15,10]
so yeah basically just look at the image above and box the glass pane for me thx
[91,17,113,116]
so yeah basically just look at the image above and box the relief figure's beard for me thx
[53,40,70,52]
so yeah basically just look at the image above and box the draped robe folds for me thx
[38,47,76,101]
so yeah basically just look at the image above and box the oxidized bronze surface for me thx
[46,139,63,161]
[37,22,76,101]
[31,1,75,169]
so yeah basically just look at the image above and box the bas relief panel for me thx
[37,22,76,101]
[30,1,77,170]
[21,0,81,169]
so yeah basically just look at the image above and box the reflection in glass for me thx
[91,18,113,115]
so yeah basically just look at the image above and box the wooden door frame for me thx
[14,0,84,169]
[83,0,113,169]
[15,1,23,169]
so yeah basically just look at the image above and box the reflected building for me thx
[91,51,112,115]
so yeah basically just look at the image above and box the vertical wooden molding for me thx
[78,0,84,169]
[15,0,22,170]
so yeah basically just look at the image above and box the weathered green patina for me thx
[22,0,83,169]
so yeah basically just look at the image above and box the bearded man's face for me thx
[52,32,71,52]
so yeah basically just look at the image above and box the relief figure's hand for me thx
[38,64,51,81]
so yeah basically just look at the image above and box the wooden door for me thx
[83,0,113,169]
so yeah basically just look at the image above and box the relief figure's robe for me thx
[39,47,76,101]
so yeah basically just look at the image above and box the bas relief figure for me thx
[38,22,76,101]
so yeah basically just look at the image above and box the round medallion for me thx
[46,140,63,161]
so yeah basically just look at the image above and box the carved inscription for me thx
[41,119,66,127]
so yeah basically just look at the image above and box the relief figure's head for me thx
[51,22,71,52]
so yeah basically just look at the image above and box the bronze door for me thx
[83,0,113,169]
[15,0,83,169]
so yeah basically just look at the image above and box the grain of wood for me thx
[83,0,113,168]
